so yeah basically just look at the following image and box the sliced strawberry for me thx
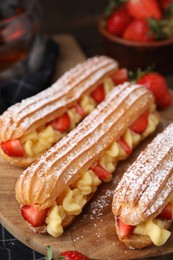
[21,205,49,227]
[91,164,112,182]
[1,139,25,157]
[127,0,162,20]
[118,217,134,237]
[48,112,70,132]
[110,68,129,85]
[117,138,132,156]
[90,84,105,103]
[74,103,87,117]
[157,204,172,220]
[130,110,149,134]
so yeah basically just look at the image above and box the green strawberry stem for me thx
[45,246,65,260]
[128,65,155,82]
[147,2,173,40]
[148,17,173,40]
[46,246,53,260]
[164,2,173,17]
[103,0,127,19]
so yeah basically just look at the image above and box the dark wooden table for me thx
[0,1,172,259]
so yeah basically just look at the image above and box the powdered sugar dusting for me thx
[89,189,114,220]
[16,83,154,207]
[0,56,118,141]
[113,123,173,224]
[25,83,148,174]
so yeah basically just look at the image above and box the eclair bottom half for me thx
[113,123,173,249]
[20,105,159,238]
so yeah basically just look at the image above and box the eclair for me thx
[112,123,173,249]
[15,82,160,237]
[0,56,121,167]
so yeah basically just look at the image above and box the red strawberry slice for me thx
[90,84,105,103]
[58,250,90,260]
[130,110,149,134]
[21,205,49,227]
[123,19,155,42]
[117,138,132,156]
[1,139,25,157]
[127,0,162,20]
[91,164,112,182]
[106,6,132,36]
[74,103,86,117]
[48,112,70,132]
[110,68,129,85]
[157,204,172,220]
[137,72,172,109]
[118,217,134,237]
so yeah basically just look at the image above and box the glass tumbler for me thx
[0,0,46,81]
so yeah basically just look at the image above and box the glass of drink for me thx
[0,0,46,81]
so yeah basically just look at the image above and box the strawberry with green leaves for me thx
[57,251,90,260]
[137,72,172,109]
[103,0,173,42]
[46,246,90,260]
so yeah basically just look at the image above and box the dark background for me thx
[42,0,108,57]
[41,0,173,87]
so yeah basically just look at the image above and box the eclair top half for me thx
[0,56,118,142]
[15,82,157,209]
[112,122,173,226]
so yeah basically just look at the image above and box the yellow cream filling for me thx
[45,110,159,237]
[20,77,115,158]
[46,170,101,237]
[99,109,159,173]
[134,219,171,246]
[134,195,173,246]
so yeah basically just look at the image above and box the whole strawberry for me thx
[57,250,90,260]
[123,19,155,42]
[46,246,90,260]
[137,72,172,109]
[106,6,132,36]
[127,0,162,20]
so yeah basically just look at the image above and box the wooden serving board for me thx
[0,34,173,260]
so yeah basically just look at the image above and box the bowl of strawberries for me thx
[98,0,173,73]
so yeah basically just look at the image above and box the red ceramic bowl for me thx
[98,20,173,74]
